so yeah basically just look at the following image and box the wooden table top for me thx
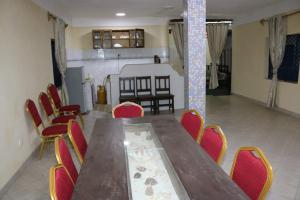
[72,115,249,200]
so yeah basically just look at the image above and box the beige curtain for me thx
[54,18,69,104]
[207,23,229,89]
[169,33,184,75]
[170,23,184,68]
[267,15,287,108]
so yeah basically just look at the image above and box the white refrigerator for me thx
[65,66,95,113]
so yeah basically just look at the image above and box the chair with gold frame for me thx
[54,137,78,184]
[49,164,74,200]
[112,101,144,118]
[67,120,87,164]
[199,125,228,165]
[47,84,84,127]
[39,92,77,125]
[230,146,273,200]
[25,99,68,159]
[180,109,205,143]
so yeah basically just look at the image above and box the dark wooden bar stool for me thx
[154,75,174,114]
[119,77,137,103]
[136,76,156,114]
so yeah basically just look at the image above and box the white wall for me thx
[67,58,169,88]
[66,25,169,50]
[232,13,300,114]
[0,0,54,190]
[31,0,72,24]
[66,25,170,87]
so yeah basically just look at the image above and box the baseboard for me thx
[0,145,40,197]
[232,93,266,106]
[232,93,300,119]
[274,105,300,119]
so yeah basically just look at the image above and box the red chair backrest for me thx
[200,126,227,164]
[112,102,144,118]
[230,147,273,200]
[39,92,54,116]
[50,165,74,200]
[181,110,204,142]
[68,120,87,164]
[48,84,62,109]
[25,99,42,127]
[55,137,78,184]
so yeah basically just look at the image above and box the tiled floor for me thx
[1,95,300,199]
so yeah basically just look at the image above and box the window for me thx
[268,34,300,83]
[51,39,62,88]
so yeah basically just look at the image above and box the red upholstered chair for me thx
[230,147,273,200]
[49,164,74,200]
[25,99,67,159]
[180,109,204,143]
[55,137,78,184]
[112,101,144,118]
[68,120,87,164]
[47,84,84,126]
[199,125,227,164]
[39,92,77,125]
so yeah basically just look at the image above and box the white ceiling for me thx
[32,0,300,26]
[207,0,283,18]
[58,0,183,19]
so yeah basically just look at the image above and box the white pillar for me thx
[183,0,206,118]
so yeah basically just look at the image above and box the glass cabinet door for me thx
[94,40,101,49]
[93,31,102,49]
[135,29,145,48]
[102,30,112,49]
[112,31,130,48]
[136,39,144,48]
[129,30,136,48]
[92,29,144,49]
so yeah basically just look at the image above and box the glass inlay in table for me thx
[123,123,190,200]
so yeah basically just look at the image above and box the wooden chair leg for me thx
[153,100,157,115]
[172,97,175,113]
[157,99,160,114]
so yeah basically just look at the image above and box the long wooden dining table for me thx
[72,115,249,200]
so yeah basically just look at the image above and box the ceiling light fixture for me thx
[116,12,126,17]
[162,5,174,10]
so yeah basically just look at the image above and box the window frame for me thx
[267,33,300,84]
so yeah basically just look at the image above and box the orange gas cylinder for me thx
[97,85,107,104]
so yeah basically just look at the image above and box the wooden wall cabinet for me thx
[92,29,144,49]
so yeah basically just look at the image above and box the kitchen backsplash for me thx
[67,48,169,61]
